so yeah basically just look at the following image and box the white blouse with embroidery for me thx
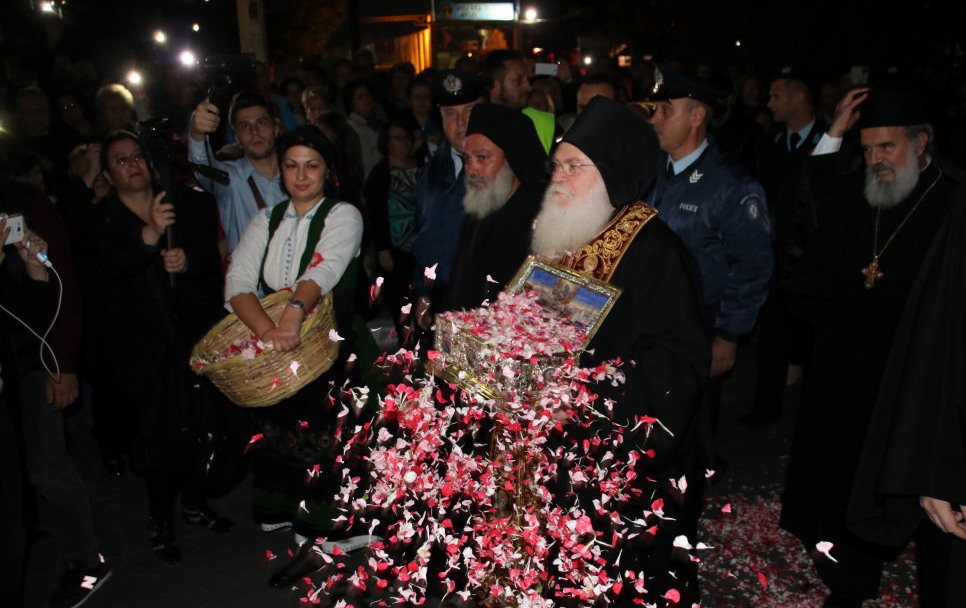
[225,198,363,306]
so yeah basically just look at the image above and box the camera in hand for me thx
[203,54,257,117]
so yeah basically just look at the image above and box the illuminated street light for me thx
[154,30,167,44]
[179,50,197,67]
[40,2,55,13]
[532,47,543,55]
[735,40,742,47]
[126,70,143,87]
[192,23,201,32]
[524,7,537,21]
[583,55,593,66]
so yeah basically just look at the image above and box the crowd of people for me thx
[2,33,966,608]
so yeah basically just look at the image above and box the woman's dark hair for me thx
[276,124,338,198]
[377,116,419,157]
[341,78,373,117]
[408,76,432,98]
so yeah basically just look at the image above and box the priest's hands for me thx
[827,87,870,138]
[920,496,966,540]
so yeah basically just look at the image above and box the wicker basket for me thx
[189,290,339,408]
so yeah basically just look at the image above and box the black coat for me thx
[848,187,966,546]
[91,185,223,470]
[445,184,543,312]
[780,160,958,545]
[754,119,829,278]
[561,216,711,605]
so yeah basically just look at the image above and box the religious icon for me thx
[430,257,621,398]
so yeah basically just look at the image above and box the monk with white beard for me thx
[532,96,712,607]
[443,103,548,312]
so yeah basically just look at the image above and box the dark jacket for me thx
[410,142,466,298]
[649,141,773,341]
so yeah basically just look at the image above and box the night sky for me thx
[3,0,965,83]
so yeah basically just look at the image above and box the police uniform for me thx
[648,65,773,343]
[410,69,490,300]
[650,142,773,341]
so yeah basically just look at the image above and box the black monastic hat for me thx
[856,88,931,129]
[465,103,548,191]
[560,96,661,208]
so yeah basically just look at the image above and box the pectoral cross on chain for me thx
[861,256,883,289]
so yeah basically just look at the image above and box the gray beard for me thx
[865,149,921,209]
[530,179,613,256]
[463,163,516,218]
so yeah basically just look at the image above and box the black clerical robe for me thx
[781,161,957,547]
[558,213,711,607]
[444,183,542,312]
[848,188,966,544]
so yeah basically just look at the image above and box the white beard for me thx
[530,178,614,257]
[462,162,516,218]
[865,147,921,209]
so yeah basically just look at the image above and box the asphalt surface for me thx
[25,337,917,607]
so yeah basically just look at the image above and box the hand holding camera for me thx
[142,191,176,246]
[189,98,222,142]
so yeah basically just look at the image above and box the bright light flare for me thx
[532,47,543,55]
[192,23,200,32]
[154,30,167,44]
[735,40,742,47]
[126,70,143,87]
[524,7,537,21]
[583,55,593,66]
[40,2,55,13]
[179,50,197,67]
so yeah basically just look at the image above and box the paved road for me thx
[27,341,915,607]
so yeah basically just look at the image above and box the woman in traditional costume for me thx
[225,124,374,587]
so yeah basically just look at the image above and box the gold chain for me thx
[861,168,942,289]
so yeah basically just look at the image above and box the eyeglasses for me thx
[545,159,597,177]
[112,153,145,167]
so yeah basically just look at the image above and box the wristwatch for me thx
[286,297,308,316]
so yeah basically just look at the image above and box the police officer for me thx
[410,70,490,334]
[647,65,773,436]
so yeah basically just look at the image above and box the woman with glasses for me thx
[91,131,234,565]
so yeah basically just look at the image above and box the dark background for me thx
[3,0,964,82]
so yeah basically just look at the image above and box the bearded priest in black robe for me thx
[780,88,959,607]
[444,103,548,311]
[532,96,712,607]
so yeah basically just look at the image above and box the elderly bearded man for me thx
[780,88,958,608]
[444,103,547,311]
[532,96,711,607]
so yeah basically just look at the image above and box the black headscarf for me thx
[561,96,661,208]
[276,124,338,198]
[276,124,337,169]
[465,103,548,194]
